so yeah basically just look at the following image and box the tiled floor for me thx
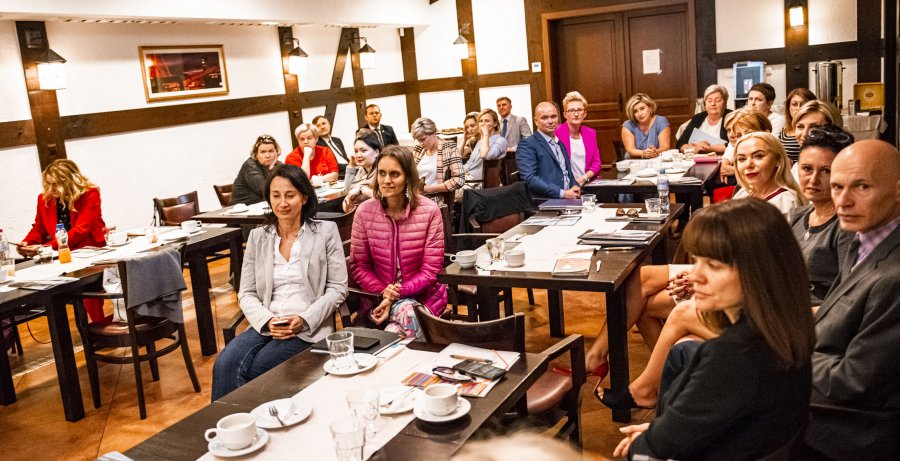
[1,259,655,460]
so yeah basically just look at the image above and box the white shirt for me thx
[732,187,799,218]
[417,152,438,186]
[768,112,786,135]
[270,229,310,319]
[699,116,723,139]
[569,137,586,179]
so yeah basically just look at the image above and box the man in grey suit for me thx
[496,96,532,151]
[802,140,900,460]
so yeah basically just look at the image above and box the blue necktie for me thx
[548,139,570,190]
[502,118,508,137]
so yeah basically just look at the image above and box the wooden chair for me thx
[153,191,200,226]
[503,150,519,185]
[0,305,46,356]
[213,184,233,207]
[414,303,586,447]
[74,247,200,419]
[613,140,628,162]
[317,210,355,242]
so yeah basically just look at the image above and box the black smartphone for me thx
[452,359,507,380]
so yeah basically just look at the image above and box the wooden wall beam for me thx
[882,0,897,144]
[856,0,881,82]
[279,26,303,149]
[324,29,355,125]
[400,27,422,124]
[783,1,809,93]
[348,28,368,129]
[456,0,479,113]
[694,0,718,93]
[0,120,36,149]
[16,21,66,169]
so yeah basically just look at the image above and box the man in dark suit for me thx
[358,104,398,148]
[802,140,900,460]
[515,101,580,199]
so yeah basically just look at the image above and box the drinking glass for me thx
[644,198,662,216]
[581,194,597,213]
[346,388,379,438]
[486,237,505,262]
[326,331,355,371]
[330,417,366,461]
[683,146,695,160]
[1,258,14,278]
[38,246,53,264]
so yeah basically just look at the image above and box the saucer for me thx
[379,386,417,415]
[636,169,658,178]
[324,353,378,376]
[207,428,268,458]
[665,168,686,174]
[413,396,471,423]
[106,240,130,248]
[250,398,312,429]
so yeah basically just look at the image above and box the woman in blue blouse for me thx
[621,93,671,159]
[463,108,507,182]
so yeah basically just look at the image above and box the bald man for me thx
[803,140,900,460]
[515,102,580,199]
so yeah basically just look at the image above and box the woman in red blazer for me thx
[19,159,107,322]
[555,91,602,186]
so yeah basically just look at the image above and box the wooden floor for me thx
[0,258,656,460]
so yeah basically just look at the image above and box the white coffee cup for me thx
[107,231,128,245]
[450,250,477,268]
[204,413,257,450]
[616,160,630,172]
[311,175,324,187]
[660,152,673,162]
[504,249,525,267]
[181,220,200,232]
[423,383,459,416]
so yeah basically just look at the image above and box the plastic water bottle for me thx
[657,167,670,215]
[0,229,8,261]
[0,229,10,279]
[56,224,72,264]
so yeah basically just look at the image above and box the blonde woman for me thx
[732,132,805,216]
[676,84,732,154]
[555,91,601,184]
[621,93,671,159]
[792,100,839,146]
[778,88,817,161]
[20,159,108,322]
[411,117,465,199]
[460,111,481,162]
[463,108,508,181]
[720,108,773,181]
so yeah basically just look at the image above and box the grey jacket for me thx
[502,114,533,150]
[238,220,348,343]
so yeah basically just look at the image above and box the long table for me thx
[125,341,549,460]
[438,204,682,423]
[194,188,349,226]
[0,227,243,421]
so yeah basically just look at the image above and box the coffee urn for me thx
[814,61,844,110]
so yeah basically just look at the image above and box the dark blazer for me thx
[630,320,811,461]
[516,132,578,199]
[232,157,280,206]
[318,136,348,175]
[359,124,398,147]
[675,109,732,149]
[805,224,900,459]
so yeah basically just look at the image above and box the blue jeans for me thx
[211,327,312,401]
[659,339,702,403]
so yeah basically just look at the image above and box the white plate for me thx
[636,169,658,178]
[106,240,130,248]
[665,168,686,174]
[250,398,312,429]
[414,396,471,423]
[323,353,378,376]
[207,428,268,458]
[379,386,417,415]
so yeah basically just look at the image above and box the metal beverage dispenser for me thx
[814,61,844,110]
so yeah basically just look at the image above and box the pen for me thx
[450,354,493,364]
[595,260,602,272]
[602,246,636,251]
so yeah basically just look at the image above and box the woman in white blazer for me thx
[212,164,347,400]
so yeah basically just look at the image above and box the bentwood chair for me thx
[153,191,200,226]
[213,184,233,207]
[74,247,200,419]
[414,303,586,447]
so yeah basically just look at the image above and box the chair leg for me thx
[129,341,147,419]
[527,288,535,305]
[177,324,201,393]
[146,342,160,381]
[503,288,514,317]
[12,324,23,355]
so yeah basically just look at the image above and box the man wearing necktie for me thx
[496,96,532,152]
[358,104,398,148]
[802,140,900,460]
[515,101,580,200]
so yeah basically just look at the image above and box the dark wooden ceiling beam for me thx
[16,21,66,169]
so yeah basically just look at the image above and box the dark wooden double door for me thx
[550,4,696,165]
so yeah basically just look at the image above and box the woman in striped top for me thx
[778,88,816,162]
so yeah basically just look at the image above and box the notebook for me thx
[538,199,583,211]
[309,327,402,355]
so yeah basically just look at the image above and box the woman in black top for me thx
[676,84,732,155]
[233,134,283,206]
[615,199,815,461]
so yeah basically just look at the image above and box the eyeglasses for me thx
[565,108,585,114]
[616,208,640,217]
[805,128,852,145]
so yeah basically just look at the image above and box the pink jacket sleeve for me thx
[398,206,445,299]
[350,206,389,294]
[583,126,602,174]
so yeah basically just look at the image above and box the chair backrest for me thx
[482,159,503,189]
[414,303,525,352]
[439,204,454,254]
[503,150,519,184]
[317,210,355,242]
[154,191,200,226]
[612,140,627,163]
[213,184,233,207]
[470,212,524,234]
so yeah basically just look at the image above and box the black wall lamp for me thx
[286,37,308,75]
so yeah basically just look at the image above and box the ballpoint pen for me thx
[602,246,636,251]
[595,260,601,272]
[450,354,493,364]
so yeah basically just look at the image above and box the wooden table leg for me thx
[229,234,243,289]
[475,287,500,321]
[187,253,217,356]
[606,287,631,423]
[46,296,85,421]
[0,328,15,405]
[548,289,565,338]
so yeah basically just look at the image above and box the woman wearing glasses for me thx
[233,134,283,206]
[621,93,672,159]
[212,164,347,400]
[555,91,601,186]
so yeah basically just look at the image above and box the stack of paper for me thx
[578,229,657,247]
[551,248,594,277]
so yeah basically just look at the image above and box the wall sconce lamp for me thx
[788,0,806,28]
[359,36,377,70]
[453,23,470,60]
[286,38,308,75]
[37,48,67,90]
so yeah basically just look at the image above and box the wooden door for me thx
[549,4,696,165]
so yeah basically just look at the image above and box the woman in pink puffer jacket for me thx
[350,146,448,337]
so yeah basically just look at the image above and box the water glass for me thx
[38,246,53,264]
[326,331,355,371]
[330,416,366,461]
[486,237,505,262]
[581,194,597,213]
[1,258,14,278]
[683,146,695,159]
[644,198,662,216]
[145,226,159,244]
[346,388,379,438]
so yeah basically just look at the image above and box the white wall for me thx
[366,95,411,141]
[420,90,466,130]
[360,27,404,85]
[414,0,463,80]
[67,112,291,231]
[0,146,44,242]
[715,0,784,53]
[809,0,857,45]
[479,85,533,125]
[472,0,529,75]
[0,21,31,122]
[293,26,346,92]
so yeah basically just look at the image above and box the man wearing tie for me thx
[515,102,580,200]
[358,104,398,148]
[496,96,532,152]
[802,140,900,460]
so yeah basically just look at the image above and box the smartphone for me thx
[452,359,507,380]
[271,319,290,326]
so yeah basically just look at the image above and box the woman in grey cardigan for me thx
[212,164,347,400]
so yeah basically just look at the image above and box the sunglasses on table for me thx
[616,208,640,218]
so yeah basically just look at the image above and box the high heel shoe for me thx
[551,361,609,379]
[594,384,655,411]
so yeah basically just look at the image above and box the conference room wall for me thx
[0,21,31,123]
[472,0,530,76]
[414,0,464,81]
[300,102,359,151]
[0,146,44,241]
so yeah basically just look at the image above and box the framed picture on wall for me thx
[139,45,229,102]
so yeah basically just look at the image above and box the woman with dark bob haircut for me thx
[212,164,347,399]
[615,199,814,460]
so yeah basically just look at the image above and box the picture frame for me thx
[139,45,229,102]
